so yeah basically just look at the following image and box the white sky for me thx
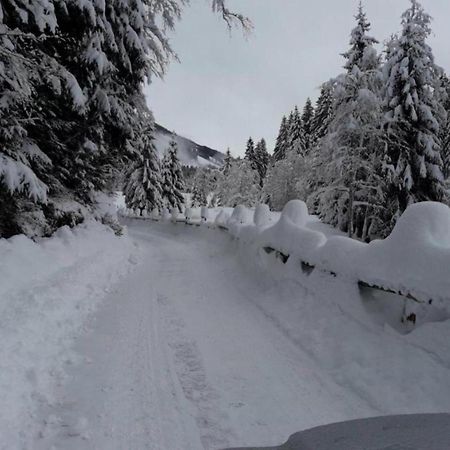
[145,0,450,157]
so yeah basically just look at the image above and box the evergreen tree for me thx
[438,75,450,181]
[383,0,445,220]
[342,2,379,72]
[124,119,162,216]
[245,137,255,162]
[216,159,261,207]
[0,0,249,237]
[311,84,334,145]
[263,151,309,211]
[301,98,315,151]
[162,140,185,212]
[273,116,289,161]
[191,168,215,207]
[223,148,233,175]
[254,138,270,186]
[311,3,384,238]
[287,106,306,155]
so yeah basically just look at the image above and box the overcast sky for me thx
[145,0,450,157]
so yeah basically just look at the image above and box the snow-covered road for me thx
[36,220,450,449]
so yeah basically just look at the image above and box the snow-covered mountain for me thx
[154,123,225,168]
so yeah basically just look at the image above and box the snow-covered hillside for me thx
[154,124,225,168]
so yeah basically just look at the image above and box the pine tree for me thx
[162,140,185,212]
[342,2,379,72]
[301,98,315,151]
[254,138,270,186]
[311,3,384,239]
[124,119,162,216]
[245,137,255,162]
[0,0,249,237]
[216,159,261,207]
[383,0,445,219]
[311,84,334,145]
[223,148,233,175]
[438,75,450,181]
[273,116,289,161]
[191,168,212,207]
[287,106,306,156]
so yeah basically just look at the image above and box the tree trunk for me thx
[348,183,354,238]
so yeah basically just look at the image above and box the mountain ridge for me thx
[154,123,225,168]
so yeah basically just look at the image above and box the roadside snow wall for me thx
[150,200,450,310]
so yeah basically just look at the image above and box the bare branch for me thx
[211,0,253,34]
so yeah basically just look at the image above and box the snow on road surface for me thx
[35,220,450,449]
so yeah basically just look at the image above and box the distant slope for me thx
[154,124,224,168]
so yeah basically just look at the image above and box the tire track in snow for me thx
[157,293,235,449]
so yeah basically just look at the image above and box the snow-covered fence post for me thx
[161,208,171,222]
[171,208,179,223]
[151,208,160,221]
[185,207,193,225]
[201,206,209,225]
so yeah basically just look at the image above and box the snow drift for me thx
[0,221,136,448]
[216,200,450,309]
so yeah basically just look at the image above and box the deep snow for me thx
[0,221,137,449]
[29,219,450,450]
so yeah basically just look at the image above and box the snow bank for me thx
[137,200,450,306]
[223,201,450,306]
[253,204,273,228]
[215,209,231,228]
[316,202,450,304]
[259,201,326,262]
[0,221,136,448]
[227,205,254,237]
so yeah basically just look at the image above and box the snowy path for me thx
[36,221,450,449]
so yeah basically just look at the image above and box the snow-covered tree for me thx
[223,148,233,175]
[273,116,289,162]
[311,84,334,145]
[301,98,315,151]
[310,3,384,238]
[191,168,217,207]
[287,106,306,156]
[0,0,249,237]
[440,75,450,181]
[162,140,185,212]
[254,138,270,185]
[263,151,309,211]
[382,0,445,221]
[124,120,162,215]
[216,159,261,207]
[245,137,256,163]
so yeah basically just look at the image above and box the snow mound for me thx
[281,200,309,227]
[227,205,254,236]
[0,221,135,448]
[253,204,273,228]
[260,212,326,262]
[366,202,450,303]
[388,201,450,247]
[215,210,231,227]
